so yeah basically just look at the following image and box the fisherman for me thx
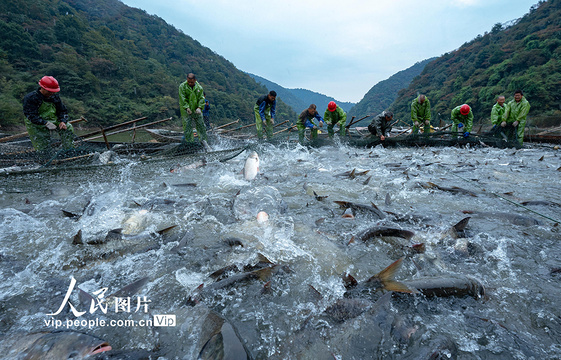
[178,73,207,143]
[411,94,431,134]
[490,95,509,137]
[368,111,394,141]
[22,76,75,151]
[203,98,211,130]
[296,104,324,143]
[324,101,347,137]
[504,89,530,146]
[254,90,276,140]
[450,104,473,137]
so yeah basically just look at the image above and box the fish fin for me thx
[72,230,83,245]
[62,210,81,219]
[133,200,142,207]
[347,236,355,245]
[333,200,348,208]
[375,258,404,283]
[385,193,391,206]
[349,168,356,179]
[426,181,438,189]
[411,243,426,254]
[78,287,95,308]
[308,284,323,301]
[453,217,471,231]
[383,280,417,294]
[111,277,150,298]
[462,210,475,214]
[256,253,274,265]
[370,202,381,211]
[342,273,358,289]
[252,267,274,281]
[363,176,372,185]
[105,228,123,242]
[157,225,178,235]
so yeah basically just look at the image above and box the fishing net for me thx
[344,131,522,149]
[0,130,247,175]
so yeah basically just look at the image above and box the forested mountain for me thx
[390,0,561,127]
[348,58,436,122]
[248,73,355,114]
[0,0,296,129]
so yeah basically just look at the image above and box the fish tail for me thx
[72,230,83,245]
[376,257,404,283]
[383,280,417,294]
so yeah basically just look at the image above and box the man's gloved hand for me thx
[413,121,420,127]
[425,120,430,125]
[195,108,202,115]
[312,125,317,130]
[458,123,464,129]
[61,114,69,122]
[319,121,324,128]
[512,121,519,127]
[463,131,470,138]
[45,121,57,130]
[186,108,192,115]
[501,121,507,127]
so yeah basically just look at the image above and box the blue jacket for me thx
[256,94,276,121]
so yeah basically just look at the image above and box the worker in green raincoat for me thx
[504,90,530,146]
[451,104,473,137]
[296,104,324,144]
[179,73,207,143]
[254,91,276,140]
[490,95,509,138]
[411,94,431,134]
[324,101,347,137]
[22,76,74,151]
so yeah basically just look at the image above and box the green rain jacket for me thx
[505,97,530,125]
[451,105,473,132]
[178,80,205,118]
[411,96,431,123]
[490,103,508,126]
[323,106,347,125]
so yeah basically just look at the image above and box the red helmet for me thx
[328,101,337,112]
[460,104,470,115]
[38,76,60,92]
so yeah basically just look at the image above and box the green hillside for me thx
[348,58,436,123]
[247,73,355,114]
[390,0,561,127]
[0,0,296,129]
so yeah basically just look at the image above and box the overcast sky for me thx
[120,0,538,103]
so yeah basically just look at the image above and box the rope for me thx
[437,164,560,224]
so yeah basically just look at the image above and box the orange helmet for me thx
[328,101,337,112]
[38,76,60,92]
[460,104,470,115]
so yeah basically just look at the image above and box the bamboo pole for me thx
[273,127,292,136]
[345,115,370,129]
[537,125,561,136]
[273,120,289,128]
[81,117,172,142]
[0,117,87,143]
[214,119,240,131]
[78,116,147,139]
[50,153,96,165]
[221,122,255,134]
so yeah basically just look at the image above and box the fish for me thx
[334,168,370,179]
[385,193,392,205]
[313,191,328,201]
[520,200,561,208]
[401,275,485,299]
[198,309,253,360]
[122,209,150,235]
[362,175,372,185]
[78,277,150,310]
[243,151,259,180]
[170,159,206,173]
[344,258,416,297]
[420,181,478,197]
[353,226,415,242]
[462,210,541,226]
[0,331,111,359]
[334,200,386,219]
[441,217,471,239]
